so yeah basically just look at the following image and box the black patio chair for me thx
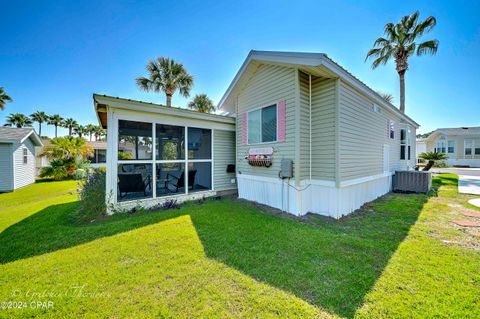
[118,173,151,198]
[165,170,197,193]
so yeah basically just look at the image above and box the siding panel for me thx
[338,81,408,181]
[12,139,36,189]
[214,130,236,190]
[236,64,297,178]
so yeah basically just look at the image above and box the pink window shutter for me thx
[241,112,247,145]
[277,100,286,142]
[393,121,396,139]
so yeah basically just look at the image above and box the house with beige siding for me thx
[218,51,418,217]
[96,50,419,218]
[0,127,43,192]
[418,127,480,167]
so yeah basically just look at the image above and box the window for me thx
[465,140,473,156]
[23,148,28,164]
[118,120,152,160]
[118,163,153,201]
[447,140,455,153]
[389,120,395,139]
[475,148,480,155]
[248,105,277,144]
[435,141,446,153]
[89,149,106,163]
[400,129,406,160]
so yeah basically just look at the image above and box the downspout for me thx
[309,74,312,181]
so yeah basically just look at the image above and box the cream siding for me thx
[338,80,406,181]
[0,143,13,191]
[298,71,310,180]
[12,139,36,189]
[213,129,236,190]
[236,64,297,178]
[311,77,337,180]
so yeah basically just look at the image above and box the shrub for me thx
[78,169,106,222]
[72,168,86,180]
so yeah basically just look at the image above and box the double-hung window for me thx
[23,148,28,164]
[248,104,277,144]
[400,129,406,160]
[447,140,455,154]
[389,120,395,139]
[465,140,473,157]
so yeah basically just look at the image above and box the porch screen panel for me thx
[156,124,185,160]
[188,128,211,159]
[118,120,153,160]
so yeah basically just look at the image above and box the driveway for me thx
[430,168,480,195]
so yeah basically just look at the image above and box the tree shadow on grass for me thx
[189,192,430,318]
[1,188,434,318]
[0,201,185,265]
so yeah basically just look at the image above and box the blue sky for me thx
[0,0,479,137]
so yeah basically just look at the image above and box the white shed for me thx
[0,127,43,192]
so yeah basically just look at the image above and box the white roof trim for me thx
[94,94,236,127]
[218,50,419,128]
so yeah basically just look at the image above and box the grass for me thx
[0,175,479,318]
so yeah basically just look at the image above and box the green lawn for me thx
[0,175,478,318]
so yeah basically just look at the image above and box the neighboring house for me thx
[96,50,419,218]
[36,139,108,174]
[94,94,237,212]
[417,127,480,167]
[0,127,43,192]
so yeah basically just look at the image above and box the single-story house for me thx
[36,139,107,174]
[95,50,419,218]
[417,127,480,167]
[0,127,43,192]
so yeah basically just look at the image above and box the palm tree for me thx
[48,114,64,138]
[366,11,439,113]
[377,91,395,104]
[0,87,13,111]
[73,124,87,138]
[85,124,97,141]
[4,113,33,128]
[136,57,194,107]
[94,125,105,141]
[188,94,215,113]
[419,151,447,171]
[42,136,93,161]
[30,111,48,136]
[63,118,78,136]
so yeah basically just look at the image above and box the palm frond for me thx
[416,40,439,56]
[414,16,437,37]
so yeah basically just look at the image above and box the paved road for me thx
[458,176,480,195]
[431,167,480,177]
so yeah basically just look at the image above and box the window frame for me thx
[247,104,278,145]
[22,148,28,164]
[389,120,395,140]
[465,139,473,157]
[447,140,455,154]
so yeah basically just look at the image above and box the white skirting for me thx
[237,173,392,218]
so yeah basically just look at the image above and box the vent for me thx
[372,104,381,113]
[393,171,432,193]
[462,127,469,130]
